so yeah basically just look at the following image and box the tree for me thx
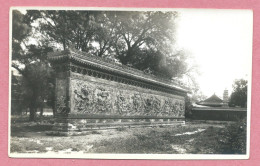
[20,61,54,120]
[11,73,25,115]
[12,10,55,120]
[106,11,187,78]
[12,10,31,60]
[25,10,192,80]
[229,79,248,108]
[12,45,55,121]
[11,10,31,115]
[24,10,103,51]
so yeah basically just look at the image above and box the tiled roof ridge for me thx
[203,94,223,102]
[48,48,189,92]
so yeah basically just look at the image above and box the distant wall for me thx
[191,108,247,121]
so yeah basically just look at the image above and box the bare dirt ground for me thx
[10,117,236,154]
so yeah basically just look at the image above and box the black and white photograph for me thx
[9,7,252,159]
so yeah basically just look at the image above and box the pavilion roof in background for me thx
[197,94,224,107]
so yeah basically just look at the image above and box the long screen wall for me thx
[69,73,185,117]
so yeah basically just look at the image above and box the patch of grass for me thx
[11,138,47,153]
[10,141,26,153]
[187,120,246,154]
[190,126,223,154]
[116,127,127,131]
[215,118,247,154]
[91,128,191,153]
[11,115,55,137]
[91,130,101,134]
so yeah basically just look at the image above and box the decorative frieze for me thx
[70,78,184,117]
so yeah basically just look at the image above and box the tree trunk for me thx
[29,107,36,121]
[52,106,56,117]
[29,94,37,121]
[62,40,66,50]
[40,107,44,117]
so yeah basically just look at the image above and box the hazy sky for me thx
[175,9,253,98]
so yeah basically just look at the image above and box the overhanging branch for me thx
[11,64,27,78]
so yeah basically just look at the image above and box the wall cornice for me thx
[48,48,189,96]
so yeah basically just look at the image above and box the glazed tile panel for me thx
[70,77,185,117]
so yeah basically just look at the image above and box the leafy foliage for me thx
[25,10,191,79]
[12,10,55,120]
[12,10,31,60]
[12,60,54,120]
[25,10,101,51]
[229,79,247,108]
[216,118,247,154]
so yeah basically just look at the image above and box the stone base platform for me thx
[46,117,185,136]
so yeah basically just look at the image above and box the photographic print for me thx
[9,7,252,159]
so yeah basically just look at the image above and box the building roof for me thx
[197,94,224,107]
[203,94,223,103]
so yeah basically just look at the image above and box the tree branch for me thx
[11,64,27,78]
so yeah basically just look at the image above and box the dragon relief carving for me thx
[143,96,153,115]
[131,93,144,115]
[74,85,93,113]
[153,97,162,115]
[115,91,131,115]
[94,87,112,114]
[161,99,172,116]
[71,79,185,117]
[167,100,177,116]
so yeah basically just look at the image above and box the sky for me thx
[175,9,253,98]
